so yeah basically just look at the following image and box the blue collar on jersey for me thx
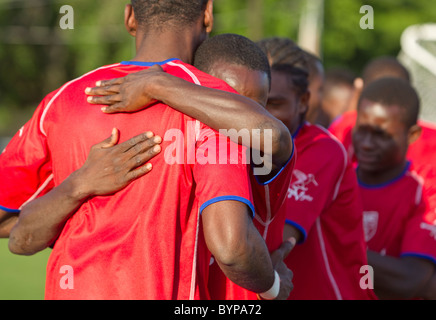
[120,58,181,67]
[357,160,412,189]
[292,122,306,139]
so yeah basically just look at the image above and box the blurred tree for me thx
[0,0,435,136]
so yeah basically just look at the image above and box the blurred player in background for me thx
[257,37,376,300]
[353,77,436,299]
[320,67,357,128]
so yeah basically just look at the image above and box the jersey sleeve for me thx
[285,139,346,242]
[193,125,255,217]
[0,92,56,211]
[401,179,436,265]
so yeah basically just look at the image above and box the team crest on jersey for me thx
[287,169,318,202]
[363,211,379,242]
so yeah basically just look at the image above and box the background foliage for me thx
[0,0,435,136]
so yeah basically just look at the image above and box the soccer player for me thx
[328,57,436,261]
[2,0,284,300]
[86,33,296,300]
[328,56,412,160]
[353,77,436,299]
[257,37,377,300]
[321,67,357,128]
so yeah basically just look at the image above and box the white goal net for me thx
[398,23,436,124]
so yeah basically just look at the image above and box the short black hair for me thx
[358,77,420,129]
[194,33,271,86]
[324,67,356,96]
[362,56,411,85]
[256,37,309,96]
[256,37,309,72]
[131,0,208,30]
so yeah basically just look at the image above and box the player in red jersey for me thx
[257,37,377,300]
[2,0,283,300]
[353,77,436,299]
[329,58,436,263]
[85,33,296,300]
[329,56,413,162]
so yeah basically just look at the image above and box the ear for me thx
[299,91,311,115]
[124,4,137,37]
[203,0,214,34]
[408,124,422,145]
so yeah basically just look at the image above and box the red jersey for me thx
[0,59,255,300]
[328,110,356,161]
[329,111,436,173]
[360,162,436,263]
[284,123,376,300]
[208,153,296,300]
[329,114,436,241]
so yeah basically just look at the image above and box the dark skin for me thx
[86,60,295,299]
[8,129,162,255]
[86,63,293,183]
[7,2,290,299]
[1,129,160,239]
[263,70,309,243]
[353,100,436,300]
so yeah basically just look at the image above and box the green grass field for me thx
[0,239,51,300]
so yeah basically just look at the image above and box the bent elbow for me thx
[213,239,252,268]
[8,232,39,256]
[268,124,292,163]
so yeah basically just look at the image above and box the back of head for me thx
[194,33,271,84]
[362,56,411,85]
[131,0,208,30]
[257,37,309,96]
[256,37,309,72]
[358,77,420,128]
[325,68,356,90]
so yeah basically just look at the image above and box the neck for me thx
[357,160,409,186]
[131,28,203,65]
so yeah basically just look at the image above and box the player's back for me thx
[38,60,252,300]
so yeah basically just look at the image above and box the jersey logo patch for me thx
[287,169,318,202]
[363,211,379,242]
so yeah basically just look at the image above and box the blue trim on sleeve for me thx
[400,252,436,265]
[285,219,307,244]
[0,205,20,213]
[120,58,180,67]
[200,196,256,218]
[253,138,295,186]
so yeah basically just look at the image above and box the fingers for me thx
[271,237,296,262]
[100,103,125,114]
[280,237,296,260]
[85,84,121,97]
[87,94,122,106]
[124,141,162,182]
[94,128,119,149]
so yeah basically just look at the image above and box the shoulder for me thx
[299,124,348,163]
[404,169,425,205]
[164,60,238,93]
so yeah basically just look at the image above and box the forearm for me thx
[8,173,87,255]
[215,222,275,293]
[149,74,291,158]
[416,271,436,300]
[368,250,434,299]
[203,201,275,294]
[0,210,19,238]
